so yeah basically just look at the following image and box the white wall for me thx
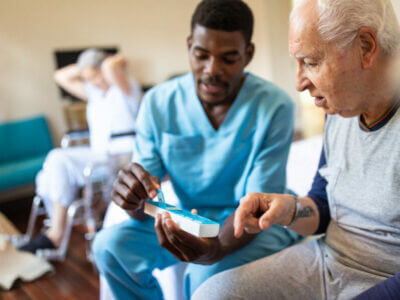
[2,0,397,142]
[1,0,294,143]
[393,0,400,18]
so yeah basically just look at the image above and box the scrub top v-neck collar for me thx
[186,72,251,136]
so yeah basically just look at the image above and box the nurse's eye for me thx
[194,51,208,61]
[222,57,237,64]
[222,54,240,65]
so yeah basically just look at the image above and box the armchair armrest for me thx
[108,131,136,155]
[110,131,136,140]
[61,130,90,148]
[61,130,135,149]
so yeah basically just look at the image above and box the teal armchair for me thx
[0,116,53,202]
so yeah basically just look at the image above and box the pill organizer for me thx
[144,200,220,238]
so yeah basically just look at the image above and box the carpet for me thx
[0,212,53,290]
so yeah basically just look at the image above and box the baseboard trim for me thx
[0,184,35,203]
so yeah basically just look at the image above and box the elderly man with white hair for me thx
[192,0,400,299]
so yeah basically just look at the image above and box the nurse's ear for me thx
[244,43,255,67]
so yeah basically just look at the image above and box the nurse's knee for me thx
[184,262,225,297]
[92,226,125,272]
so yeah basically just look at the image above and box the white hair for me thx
[291,0,400,55]
[77,48,107,71]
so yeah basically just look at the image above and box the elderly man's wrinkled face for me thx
[289,3,366,117]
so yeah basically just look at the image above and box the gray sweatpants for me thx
[192,228,389,300]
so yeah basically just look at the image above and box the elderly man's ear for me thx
[357,27,379,69]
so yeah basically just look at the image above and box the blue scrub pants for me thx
[92,217,300,300]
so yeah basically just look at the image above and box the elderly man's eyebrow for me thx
[296,54,312,59]
[294,53,322,60]
[194,46,210,53]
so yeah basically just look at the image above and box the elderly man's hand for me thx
[154,212,223,265]
[234,193,297,238]
[112,162,160,215]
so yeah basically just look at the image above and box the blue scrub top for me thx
[132,72,294,222]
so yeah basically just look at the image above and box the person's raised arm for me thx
[54,64,87,100]
[101,54,132,96]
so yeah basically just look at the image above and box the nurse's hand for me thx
[234,193,296,238]
[154,212,222,265]
[111,162,160,214]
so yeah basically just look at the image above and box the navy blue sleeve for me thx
[307,146,331,234]
[354,273,400,299]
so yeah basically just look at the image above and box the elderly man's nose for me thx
[295,71,311,92]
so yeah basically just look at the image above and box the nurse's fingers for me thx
[112,178,142,205]
[155,214,187,261]
[130,163,159,198]
[151,176,161,186]
[161,214,198,261]
[111,190,140,211]
[117,169,147,201]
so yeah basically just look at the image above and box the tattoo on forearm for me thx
[298,206,316,218]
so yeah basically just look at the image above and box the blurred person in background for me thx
[19,49,142,254]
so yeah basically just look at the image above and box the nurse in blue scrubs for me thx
[92,1,301,299]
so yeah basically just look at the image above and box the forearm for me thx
[54,64,86,100]
[127,209,148,220]
[127,202,149,221]
[101,55,132,96]
[289,196,320,236]
[294,144,330,236]
[215,213,256,260]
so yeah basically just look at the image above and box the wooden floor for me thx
[0,198,100,300]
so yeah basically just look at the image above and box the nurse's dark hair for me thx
[190,0,254,45]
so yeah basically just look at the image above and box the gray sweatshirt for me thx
[320,104,400,276]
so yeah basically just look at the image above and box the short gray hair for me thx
[77,48,107,71]
[291,0,400,55]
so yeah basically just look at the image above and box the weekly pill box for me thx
[144,200,220,238]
